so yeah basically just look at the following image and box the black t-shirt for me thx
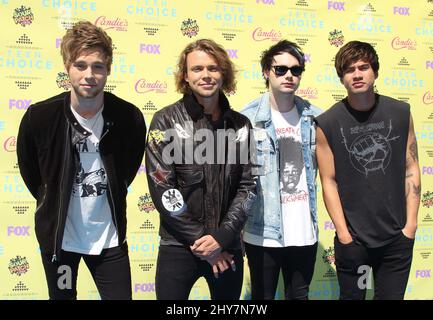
[343,94,378,123]
[205,113,225,130]
[315,95,410,248]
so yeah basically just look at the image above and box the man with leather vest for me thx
[17,21,146,299]
[315,41,420,300]
[145,39,256,300]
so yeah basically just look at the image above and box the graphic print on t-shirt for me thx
[272,108,309,206]
[63,106,118,255]
[73,163,107,197]
[340,119,400,177]
[273,107,315,246]
[279,136,305,197]
[72,139,107,198]
[242,107,316,247]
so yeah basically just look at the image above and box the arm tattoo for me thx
[406,182,410,198]
[409,140,418,162]
[412,183,421,197]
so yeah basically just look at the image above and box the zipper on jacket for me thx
[99,124,110,141]
[221,119,229,222]
[52,125,70,263]
[105,175,118,231]
[36,184,49,258]
[34,183,47,215]
[100,124,119,233]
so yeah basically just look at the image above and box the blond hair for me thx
[175,39,236,94]
[61,21,113,73]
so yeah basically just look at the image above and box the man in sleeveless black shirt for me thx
[315,41,420,300]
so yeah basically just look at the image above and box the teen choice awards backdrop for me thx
[0,0,432,300]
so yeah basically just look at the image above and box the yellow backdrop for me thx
[0,0,432,299]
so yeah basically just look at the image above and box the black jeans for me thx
[155,245,244,300]
[40,242,132,300]
[245,242,318,300]
[334,232,414,300]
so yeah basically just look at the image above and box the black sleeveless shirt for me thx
[315,95,410,248]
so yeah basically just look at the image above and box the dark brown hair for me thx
[260,40,305,87]
[334,40,379,79]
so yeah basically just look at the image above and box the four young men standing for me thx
[16,20,420,300]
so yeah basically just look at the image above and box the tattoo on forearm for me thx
[406,173,413,179]
[409,140,418,162]
[406,182,410,198]
[412,183,421,197]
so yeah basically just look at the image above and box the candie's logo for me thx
[252,27,282,41]
[135,79,167,93]
[297,87,318,99]
[328,29,344,47]
[4,136,16,152]
[13,6,34,27]
[181,19,199,38]
[391,37,417,50]
[56,72,71,90]
[95,16,128,32]
[423,91,433,105]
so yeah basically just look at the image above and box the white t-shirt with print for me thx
[61,106,118,255]
[244,106,317,247]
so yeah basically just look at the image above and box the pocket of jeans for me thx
[333,237,363,271]
[401,230,415,242]
[334,235,355,247]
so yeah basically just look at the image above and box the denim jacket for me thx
[241,92,321,242]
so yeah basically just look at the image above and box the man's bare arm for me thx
[403,114,421,239]
[316,127,352,244]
